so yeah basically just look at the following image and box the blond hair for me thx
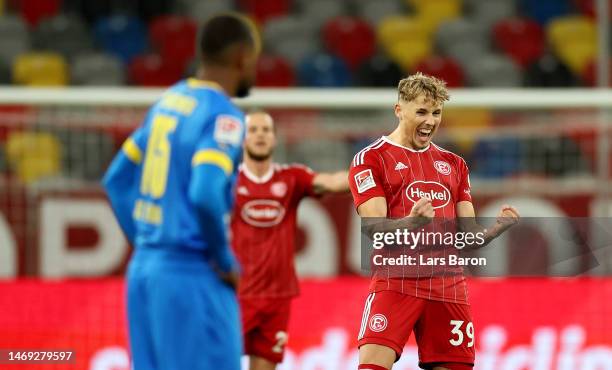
[397,72,450,105]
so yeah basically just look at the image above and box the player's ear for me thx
[394,103,402,119]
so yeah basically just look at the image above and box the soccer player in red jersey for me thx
[349,73,520,370]
[231,111,350,370]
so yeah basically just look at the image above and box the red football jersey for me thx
[231,163,316,298]
[349,136,473,304]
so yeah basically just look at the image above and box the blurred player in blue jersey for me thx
[102,14,260,370]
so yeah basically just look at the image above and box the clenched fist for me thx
[496,204,520,230]
[409,197,435,227]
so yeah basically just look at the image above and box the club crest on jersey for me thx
[355,169,376,193]
[368,314,388,332]
[406,181,451,209]
[434,160,452,175]
[270,182,287,197]
[214,115,243,146]
[241,200,286,227]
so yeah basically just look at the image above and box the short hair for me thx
[199,13,257,64]
[397,72,450,105]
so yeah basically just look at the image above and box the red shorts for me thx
[240,297,291,363]
[358,290,475,366]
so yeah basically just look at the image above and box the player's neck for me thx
[244,157,272,178]
[387,127,416,150]
[195,66,236,96]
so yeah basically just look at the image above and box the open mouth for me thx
[417,127,433,139]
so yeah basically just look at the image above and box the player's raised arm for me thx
[312,170,350,194]
[456,201,520,249]
[102,127,147,244]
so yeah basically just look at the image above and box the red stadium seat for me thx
[239,0,290,24]
[128,54,184,87]
[414,56,464,87]
[149,15,197,70]
[256,55,295,87]
[18,0,60,26]
[581,59,612,86]
[323,16,376,70]
[493,18,544,67]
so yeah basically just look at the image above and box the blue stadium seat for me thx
[93,15,147,63]
[470,137,523,178]
[298,53,351,87]
[520,0,571,25]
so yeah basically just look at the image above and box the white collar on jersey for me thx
[381,136,431,153]
[240,163,275,184]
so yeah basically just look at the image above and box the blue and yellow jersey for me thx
[118,78,244,250]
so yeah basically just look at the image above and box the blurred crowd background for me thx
[0,0,610,88]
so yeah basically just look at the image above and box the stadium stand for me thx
[355,54,403,87]
[0,0,606,88]
[71,52,124,85]
[256,54,295,87]
[6,131,62,184]
[13,52,69,86]
[298,53,352,87]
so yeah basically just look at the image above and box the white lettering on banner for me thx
[86,325,612,370]
[295,198,338,276]
[90,346,129,370]
[40,199,128,277]
[0,211,17,277]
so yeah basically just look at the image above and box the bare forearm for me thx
[313,171,350,194]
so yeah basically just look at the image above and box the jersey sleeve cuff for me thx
[121,138,143,164]
[192,149,233,175]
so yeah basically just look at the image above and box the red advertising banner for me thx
[1,277,611,370]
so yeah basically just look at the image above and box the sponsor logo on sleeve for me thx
[214,115,243,146]
[354,169,376,194]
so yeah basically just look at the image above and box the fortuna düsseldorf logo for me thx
[368,314,388,332]
[434,160,451,175]
[405,181,451,209]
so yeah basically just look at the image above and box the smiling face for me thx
[244,112,276,161]
[395,94,443,150]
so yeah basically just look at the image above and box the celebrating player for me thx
[102,14,259,370]
[349,73,520,370]
[232,111,350,370]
